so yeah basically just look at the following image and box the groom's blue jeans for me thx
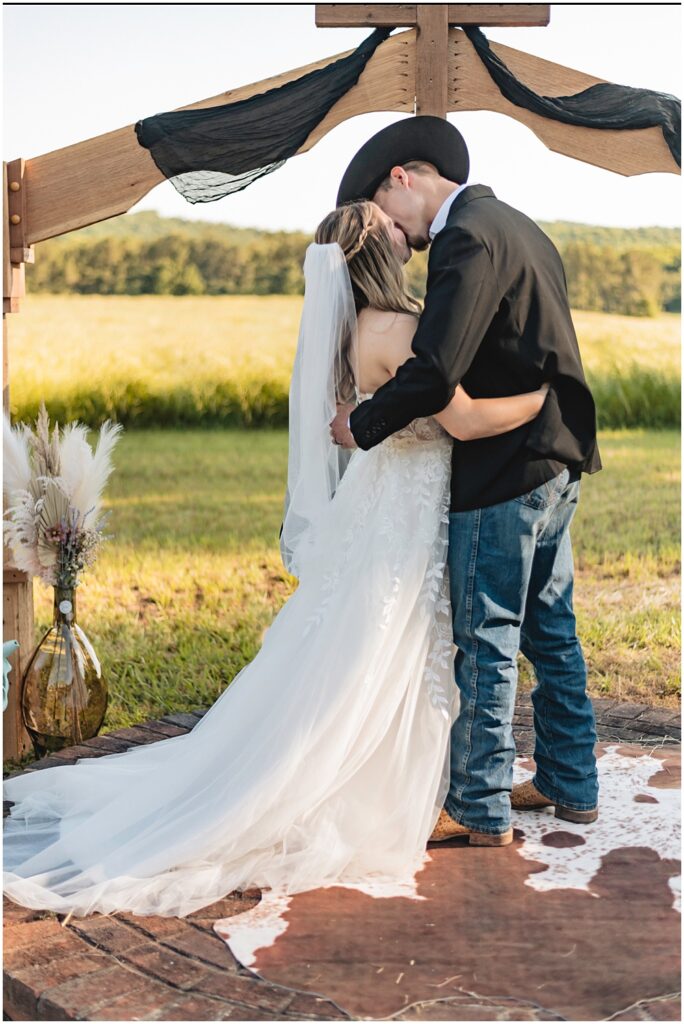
[445,465,599,835]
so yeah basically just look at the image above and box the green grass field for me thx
[5,296,680,764]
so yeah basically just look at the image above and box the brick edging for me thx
[3,695,680,791]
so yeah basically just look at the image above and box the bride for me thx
[3,200,549,919]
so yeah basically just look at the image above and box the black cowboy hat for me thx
[336,115,470,206]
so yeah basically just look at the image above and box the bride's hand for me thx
[329,402,358,449]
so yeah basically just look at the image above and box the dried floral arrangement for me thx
[3,402,123,589]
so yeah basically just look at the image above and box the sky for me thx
[3,3,682,233]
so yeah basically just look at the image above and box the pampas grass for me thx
[3,402,123,587]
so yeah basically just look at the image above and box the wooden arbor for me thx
[3,4,679,760]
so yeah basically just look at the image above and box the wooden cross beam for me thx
[315,4,550,27]
[316,4,550,116]
[3,9,675,254]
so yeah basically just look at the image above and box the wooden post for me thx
[3,158,34,763]
[415,4,449,116]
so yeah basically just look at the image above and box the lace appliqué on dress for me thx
[317,389,457,718]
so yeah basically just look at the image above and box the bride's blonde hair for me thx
[314,200,421,403]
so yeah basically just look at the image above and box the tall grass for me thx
[7,296,680,430]
[13,366,679,431]
[588,364,680,429]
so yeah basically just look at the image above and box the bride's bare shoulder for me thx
[357,307,419,340]
[355,308,421,385]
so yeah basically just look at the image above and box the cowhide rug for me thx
[214,742,681,1021]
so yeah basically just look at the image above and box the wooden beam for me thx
[4,20,678,252]
[17,32,412,246]
[315,4,550,27]
[3,161,10,412]
[416,5,449,117]
[299,32,414,152]
[447,4,549,26]
[5,159,26,314]
[3,159,34,765]
[317,4,417,26]
[449,27,677,175]
[2,530,35,762]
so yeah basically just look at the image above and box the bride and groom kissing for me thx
[3,116,602,919]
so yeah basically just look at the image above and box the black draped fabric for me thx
[134,27,391,203]
[463,25,681,167]
[135,23,680,206]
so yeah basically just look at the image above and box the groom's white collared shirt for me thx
[429,181,470,239]
[347,182,470,435]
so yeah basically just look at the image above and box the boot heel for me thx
[554,804,598,824]
[469,828,513,847]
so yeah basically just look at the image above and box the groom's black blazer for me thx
[349,184,602,512]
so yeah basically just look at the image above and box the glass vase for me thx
[21,584,108,757]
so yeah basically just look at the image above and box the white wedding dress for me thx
[3,396,459,919]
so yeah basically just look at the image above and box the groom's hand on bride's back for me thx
[330,402,358,449]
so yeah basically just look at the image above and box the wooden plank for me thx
[3,438,35,763]
[447,4,549,26]
[16,33,410,246]
[2,558,35,762]
[2,568,31,585]
[416,5,449,117]
[316,4,550,26]
[300,29,414,153]
[3,155,34,763]
[5,159,26,311]
[3,161,9,415]
[449,28,679,176]
[3,162,10,300]
[316,4,417,27]
[2,313,7,416]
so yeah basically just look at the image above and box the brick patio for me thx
[3,694,680,1022]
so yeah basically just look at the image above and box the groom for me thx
[330,116,602,846]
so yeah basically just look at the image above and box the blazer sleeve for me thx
[524,375,599,465]
[349,226,503,450]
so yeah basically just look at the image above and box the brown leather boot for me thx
[428,808,513,846]
[511,779,598,824]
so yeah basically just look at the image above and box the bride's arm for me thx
[372,312,549,442]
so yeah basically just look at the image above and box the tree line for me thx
[25,212,680,317]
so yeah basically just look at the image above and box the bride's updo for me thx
[315,201,421,318]
[315,201,421,404]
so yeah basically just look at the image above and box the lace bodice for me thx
[355,390,451,447]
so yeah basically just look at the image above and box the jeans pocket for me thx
[513,467,571,510]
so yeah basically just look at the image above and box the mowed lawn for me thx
[6,295,681,750]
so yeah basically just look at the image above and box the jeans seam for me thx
[454,508,481,807]
[524,616,562,802]
[542,670,559,796]
[520,629,554,801]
